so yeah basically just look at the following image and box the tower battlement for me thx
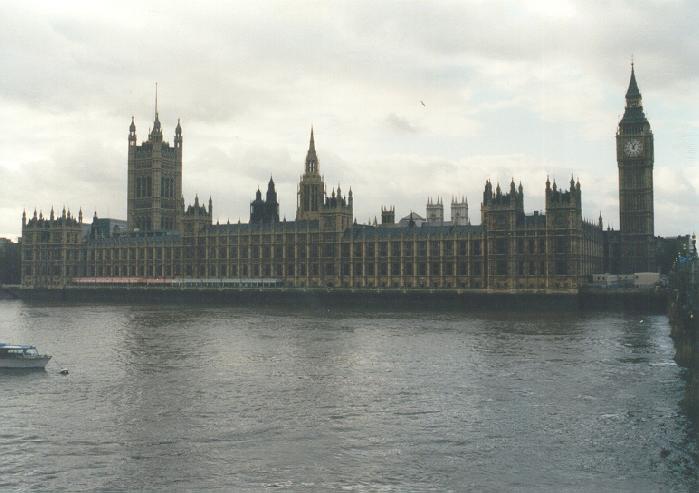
[22,207,83,230]
[482,179,524,209]
[545,177,581,210]
[182,196,212,234]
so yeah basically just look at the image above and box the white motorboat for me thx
[0,343,52,369]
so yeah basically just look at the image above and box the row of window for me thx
[83,239,577,262]
[135,176,152,198]
[72,258,572,279]
[134,175,177,199]
[23,232,81,243]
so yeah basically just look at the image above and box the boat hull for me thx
[0,356,51,369]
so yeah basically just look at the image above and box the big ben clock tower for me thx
[617,63,655,273]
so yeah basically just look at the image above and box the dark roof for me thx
[210,219,319,234]
[625,66,641,99]
[343,224,483,240]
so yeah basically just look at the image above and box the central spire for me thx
[305,127,319,175]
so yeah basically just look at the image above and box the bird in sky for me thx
[420,100,426,107]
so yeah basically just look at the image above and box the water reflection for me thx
[0,299,697,491]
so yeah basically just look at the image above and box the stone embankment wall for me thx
[669,260,699,412]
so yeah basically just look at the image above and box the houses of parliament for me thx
[19,67,656,292]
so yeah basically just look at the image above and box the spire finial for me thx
[155,81,158,118]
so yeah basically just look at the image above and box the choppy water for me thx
[0,299,697,492]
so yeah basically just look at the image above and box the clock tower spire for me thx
[616,63,655,273]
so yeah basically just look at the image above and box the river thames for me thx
[0,299,697,491]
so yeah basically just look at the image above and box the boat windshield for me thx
[24,348,39,356]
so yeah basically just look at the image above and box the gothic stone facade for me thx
[20,131,602,292]
[20,67,653,290]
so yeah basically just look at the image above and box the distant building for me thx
[0,238,20,284]
[426,197,444,225]
[397,212,427,228]
[19,66,657,291]
[451,197,469,226]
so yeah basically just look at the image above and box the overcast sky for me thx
[1,0,697,239]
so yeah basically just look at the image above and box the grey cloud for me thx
[385,113,418,133]
[0,1,697,239]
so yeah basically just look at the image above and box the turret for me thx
[175,118,182,149]
[250,178,279,225]
[381,206,395,225]
[483,180,493,205]
[129,116,137,147]
[266,176,277,203]
[426,196,444,225]
[451,196,469,226]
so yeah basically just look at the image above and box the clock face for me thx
[624,139,643,157]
